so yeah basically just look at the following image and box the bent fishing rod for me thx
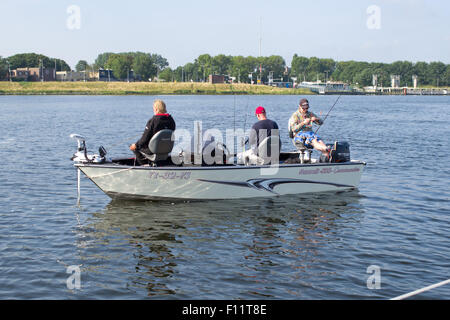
[314,94,342,135]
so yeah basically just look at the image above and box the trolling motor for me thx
[70,133,107,163]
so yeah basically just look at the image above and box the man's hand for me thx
[129,143,137,151]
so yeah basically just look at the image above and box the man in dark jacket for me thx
[248,106,280,152]
[239,106,280,164]
[130,99,176,165]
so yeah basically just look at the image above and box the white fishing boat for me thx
[70,131,365,201]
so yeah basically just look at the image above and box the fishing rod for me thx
[232,83,236,136]
[242,95,250,146]
[314,94,341,135]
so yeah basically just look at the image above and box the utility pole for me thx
[202,64,205,82]
[6,60,11,82]
[258,16,262,85]
[259,17,262,57]
[39,59,44,82]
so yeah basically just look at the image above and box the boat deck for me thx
[110,151,313,167]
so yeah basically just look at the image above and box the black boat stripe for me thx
[196,178,353,193]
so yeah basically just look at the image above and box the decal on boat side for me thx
[196,178,353,194]
[299,167,361,175]
[149,171,191,180]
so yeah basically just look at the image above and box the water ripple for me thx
[0,95,449,299]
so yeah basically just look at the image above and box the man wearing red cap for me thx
[240,106,280,164]
[289,98,329,157]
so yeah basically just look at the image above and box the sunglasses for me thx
[300,105,309,109]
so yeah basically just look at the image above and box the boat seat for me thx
[250,135,281,165]
[140,129,175,163]
[292,136,313,151]
[289,119,313,151]
[292,136,313,163]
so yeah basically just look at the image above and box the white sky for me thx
[1,0,449,69]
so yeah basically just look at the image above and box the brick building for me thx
[11,67,55,81]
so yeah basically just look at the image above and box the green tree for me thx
[428,61,447,86]
[106,54,134,80]
[291,55,309,81]
[75,60,88,72]
[7,53,70,71]
[370,63,390,87]
[229,56,250,83]
[0,57,8,80]
[55,59,71,71]
[182,62,197,81]
[262,55,286,81]
[133,53,157,81]
[444,65,450,86]
[158,68,173,82]
[94,52,113,69]
[412,61,429,86]
[388,61,413,86]
[173,66,184,82]
[195,54,213,80]
[212,54,232,75]
[150,54,169,73]
[228,56,259,83]
[332,61,368,84]
[353,68,373,87]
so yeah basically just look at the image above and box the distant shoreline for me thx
[1,81,447,96]
[0,82,314,95]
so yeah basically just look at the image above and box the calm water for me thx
[0,94,448,300]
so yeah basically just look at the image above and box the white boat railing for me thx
[390,278,450,300]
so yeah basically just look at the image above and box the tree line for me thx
[0,53,71,81]
[0,52,168,82]
[167,54,449,87]
[1,52,449,87]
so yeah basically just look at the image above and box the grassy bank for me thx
[0,81,314,95]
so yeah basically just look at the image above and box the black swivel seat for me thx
[140,129,175,166]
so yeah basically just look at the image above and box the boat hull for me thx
[76,161,365,200]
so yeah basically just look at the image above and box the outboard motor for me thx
[70,133,106,163]
[320,141,350,163]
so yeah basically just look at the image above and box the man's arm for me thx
[311,112,323,125]
[135,119,154,150]
[248,127,258,153]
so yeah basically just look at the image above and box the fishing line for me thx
[314,94,342,135]
[243,94,250,133]
[232,83,236,137]
[241,94,251,152]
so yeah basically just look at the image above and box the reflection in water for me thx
[76,190,364,298]
[236,191,364,298]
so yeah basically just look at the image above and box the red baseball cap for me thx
[255,106,266,114]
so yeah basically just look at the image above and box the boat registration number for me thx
[148,171,191,180]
